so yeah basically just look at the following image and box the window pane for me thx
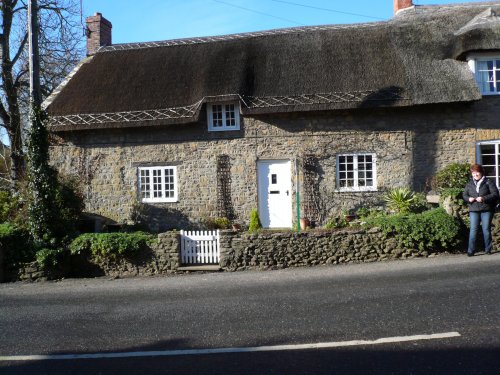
[153,169,162,198]
[338,153,375,190]
[139,167,177,201]
[164,168,175,197]
[482,154,495,165]
[479,142,500,187]
[481,144,495,154]
[140,169,150,199]
[484,166,495,177]
[225,104,236,126]
[212,105,223,127]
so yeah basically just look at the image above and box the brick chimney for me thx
[394,0,414,14]
[86,13,112,56]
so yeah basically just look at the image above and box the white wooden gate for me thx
[180,230,220,264]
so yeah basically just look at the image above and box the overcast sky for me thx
[81,0,493,44]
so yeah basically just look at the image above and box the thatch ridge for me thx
[97,22,384,53]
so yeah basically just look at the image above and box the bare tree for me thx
[0,0,83,185]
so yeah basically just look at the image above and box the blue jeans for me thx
[468,211,493,254]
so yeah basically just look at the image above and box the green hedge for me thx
[0,223,34,266]
[365,208,461,251]
[433,163,470,191]
[69,232,156,260]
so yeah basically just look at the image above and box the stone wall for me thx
[0,228,461,282]
[69,231,180,279]
[219,228,456,271]
[4,232,180,282]
[0,245,3,282]
[6,212,500,282]
[49,97,500,231]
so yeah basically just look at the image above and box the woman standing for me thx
[463,164,499,256]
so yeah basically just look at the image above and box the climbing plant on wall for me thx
[301,154,323,224]
[216,154,235,221]
[26,108,58,245]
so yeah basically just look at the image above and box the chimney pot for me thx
[86,13,112,56]
[394,0,413,14]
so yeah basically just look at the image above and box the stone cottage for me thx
[45,0,500,231]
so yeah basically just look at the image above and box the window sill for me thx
[141,199,178,203]
[208,127,241,132]
[335,188,378,193]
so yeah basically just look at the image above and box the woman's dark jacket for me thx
[463,177,499,212]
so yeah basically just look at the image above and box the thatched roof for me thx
[46,1,500,131]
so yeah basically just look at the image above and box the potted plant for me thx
[343,209,356,222]
[300,217,310,229]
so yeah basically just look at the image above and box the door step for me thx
[178,265,221,272]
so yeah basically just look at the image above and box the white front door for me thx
[257,160,292,228]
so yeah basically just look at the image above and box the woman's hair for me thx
[470,163,485,174]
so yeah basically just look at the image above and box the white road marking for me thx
[0,332,461,362]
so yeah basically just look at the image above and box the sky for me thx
[81,0,494,45]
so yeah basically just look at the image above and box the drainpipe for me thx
[295,158,301,232]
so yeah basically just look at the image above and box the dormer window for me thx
[207,102,240,131]
[468,54,500,95]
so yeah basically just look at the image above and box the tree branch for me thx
[11,32,28,66]
[0,101,9,127]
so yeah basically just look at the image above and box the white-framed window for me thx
[336,153,377,191]
[468,54,500,95]
[477,140,500,187]
[207,102,240,131]
[138,166,178,203]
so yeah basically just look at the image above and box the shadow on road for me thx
[2,340,499,375]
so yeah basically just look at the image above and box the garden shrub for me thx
[324,215,348,229]
[433,163,470,191]
[365,208,461,251]
[52,174,85,240]
[0,190,16,223]
[383,187,417,214]
[69,232,156,261]
[249,209,262,232]
[0,223,34,266]
[35,247,67,269]
[202,217,231,229]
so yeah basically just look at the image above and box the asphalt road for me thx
[1,253,499,374]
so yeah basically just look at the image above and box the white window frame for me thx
[476,140,500,187]
[467,53,500,96]
[138,166,178,203]
[207,102,240,131]
[336,153,377,192]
